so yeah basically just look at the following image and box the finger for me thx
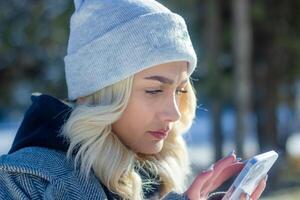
[187,153,240,198]
[202,162,244,193]
[221,185,236,200]
[215,162,244,182]
[239,175,268,200]
[186,169,214,199]
[240,193,252,200]
[214,153,237,171]
[199,153,240,194]
[205,153,238,183]
[209,162,244,191]
[250,175,267,200]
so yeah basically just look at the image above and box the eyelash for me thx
[145,89,188,95]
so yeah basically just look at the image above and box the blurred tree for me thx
[252,0,300,152]
[203,0,224,160]
[0,0,73,120]
[1,1,300,165]
[232,0,253,157]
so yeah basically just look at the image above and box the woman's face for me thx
[112,61,188,154]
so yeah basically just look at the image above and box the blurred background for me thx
[0,0,300,199]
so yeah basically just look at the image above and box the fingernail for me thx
[208,164,214,171]
[236,157,242,162]
[227,149,236,157]
[203,164,214,172]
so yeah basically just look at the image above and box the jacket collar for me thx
[9,93,72,154]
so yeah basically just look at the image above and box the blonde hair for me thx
[61,75,197,200]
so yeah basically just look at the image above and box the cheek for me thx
[124,99,150,122]
[111,98,151,143]
[127,94,158,119]
[111,96,165,154]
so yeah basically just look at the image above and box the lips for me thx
[147,129,169,140]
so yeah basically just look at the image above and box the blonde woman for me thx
[0,0,267,199]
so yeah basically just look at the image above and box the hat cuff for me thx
[64,12,197,100]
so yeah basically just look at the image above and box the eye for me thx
[145,89,163,95]
[145,88,188,95]
[176,89,188,95]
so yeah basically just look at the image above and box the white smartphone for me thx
[222,150,278,200]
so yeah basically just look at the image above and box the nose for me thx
[159,96,181,123]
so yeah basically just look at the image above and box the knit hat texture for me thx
[64,0,197,100]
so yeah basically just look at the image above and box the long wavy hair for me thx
[61,74,197,200]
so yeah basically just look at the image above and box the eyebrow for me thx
[144,75,188,85]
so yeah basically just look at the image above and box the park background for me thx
[0,0,300,199]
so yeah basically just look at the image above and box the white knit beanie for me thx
[64,0,197,100]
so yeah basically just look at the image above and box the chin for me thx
[137,143,164,155]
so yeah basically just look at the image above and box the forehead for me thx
[134,61,188,80]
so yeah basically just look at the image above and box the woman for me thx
[0,0,266,199]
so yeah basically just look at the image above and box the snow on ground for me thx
[0,129,16,155]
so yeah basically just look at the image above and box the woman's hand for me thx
[239,177,267,200]
[184,153,267,200]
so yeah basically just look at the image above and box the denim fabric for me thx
[0,147,188,200]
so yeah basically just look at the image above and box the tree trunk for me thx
[253,64,278,151]
[204,0,223,160]
[232,0,253,157]
[251,0,282,152]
